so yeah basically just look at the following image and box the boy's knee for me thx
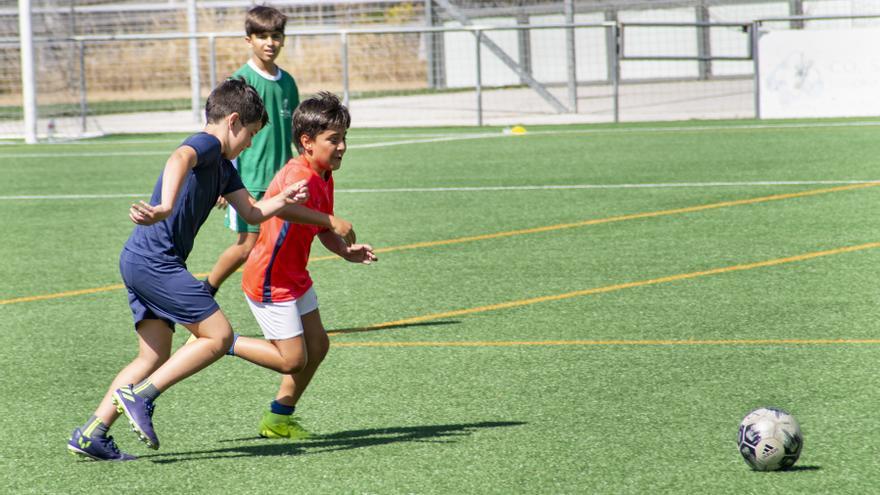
[236,234,258,257]
[312,336,330,363]
[197,330,234,357]
[234,245,253,264]
[217,332,235,355]
[137,352,169,372]
[280,355,307,375]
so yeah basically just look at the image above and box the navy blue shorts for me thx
[119,250,219,330]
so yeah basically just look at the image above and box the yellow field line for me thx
[332,338,880,348]
[2,182,877,306]
[328,242,880,335]
[0,284,128,305]
[363,181,880,255]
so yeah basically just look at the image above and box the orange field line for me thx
[2,182,877,306]
[332,338,880,348]
[328,242,880,335]
[364,181,880,256]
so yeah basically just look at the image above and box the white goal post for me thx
[18,0,36,144]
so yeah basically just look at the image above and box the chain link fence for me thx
[4,0,880,140]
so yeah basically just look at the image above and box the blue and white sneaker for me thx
[113,385,159,449]
[67,427,137,461]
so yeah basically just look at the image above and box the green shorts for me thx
[225,190,264,234]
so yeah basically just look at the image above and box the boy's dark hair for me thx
[293,91,351,153]
[245,5,287,36]
[205,77,269,128]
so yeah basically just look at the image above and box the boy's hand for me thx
[129,201,171,225]
[280,180,309,205]
[215,196,228,209]
[343,244,377,264]
[329,216,356,245]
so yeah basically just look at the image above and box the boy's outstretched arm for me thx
[279,205,356,245]
[318,231,377,265]
[129,146,197,225]
[225,180,309,225]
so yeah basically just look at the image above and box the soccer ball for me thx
[737,407,803,471]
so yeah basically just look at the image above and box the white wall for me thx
[443,17,520,88]
[710,2,789,76]
[759,27,880,118]
[440,2,880,93]
[528,13,607,83]
[617,7,698,80]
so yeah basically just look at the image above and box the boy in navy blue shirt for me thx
[67,78,308,461]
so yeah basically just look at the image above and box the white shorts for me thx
[245,286,319,340]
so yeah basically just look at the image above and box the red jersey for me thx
[242,156,334,303]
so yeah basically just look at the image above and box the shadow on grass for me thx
[784,465,822,472]
[235,320,461,340]
[328,320,461,336]
[141,420,524,464]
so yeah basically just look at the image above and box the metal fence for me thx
[6,0,880,141]
[4,19,761,140]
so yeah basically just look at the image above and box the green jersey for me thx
[232,60,299,192]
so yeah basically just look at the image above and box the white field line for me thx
[0,133,501,158]
[2,180,879,201]
[0,133,464,148]
[3,119,880,159]
[335,181,880,194]
[0,150,170,159]
[1,193,150,200]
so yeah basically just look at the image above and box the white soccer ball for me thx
[737,407,803,471]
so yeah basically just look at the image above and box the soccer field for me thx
[1,119,879,493]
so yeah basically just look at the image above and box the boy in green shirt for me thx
[206,4,300,293]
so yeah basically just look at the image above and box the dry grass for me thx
[5,3,430,105]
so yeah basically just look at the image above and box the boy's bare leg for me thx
[146,309,234,391]
[275,310,330,406]
[233,335,306,374]
[111,306,234,450]
[93,320,173,425]
[257,311,329,439]
[207,232,258,289]
[70,320,176,458]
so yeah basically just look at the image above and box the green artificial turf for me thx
[1,119,879,493]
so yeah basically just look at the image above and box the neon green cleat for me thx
[258,411,311,440]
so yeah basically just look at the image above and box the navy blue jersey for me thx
[123,133,245,263]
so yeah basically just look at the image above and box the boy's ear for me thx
[226,112,244,129]
[300,133,312,151]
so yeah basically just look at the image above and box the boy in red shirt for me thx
[234,91,376,438]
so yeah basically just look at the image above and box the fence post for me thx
[79,40,87,134]
[696,1,712,80]
[475,29,483,127]
[604,9,618,86]
[18,0,37,143]
[751,21,761,119]
[611,22,620,123]
[516,11,532,86]
[789,0,804,30]
[209,34,217,91]
[564,0,577,113]
[425,0,445,89]
[340,31,350,107]
[187,0,200,123]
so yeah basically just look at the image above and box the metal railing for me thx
[7,19,763,136]
[17,13,880,139]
